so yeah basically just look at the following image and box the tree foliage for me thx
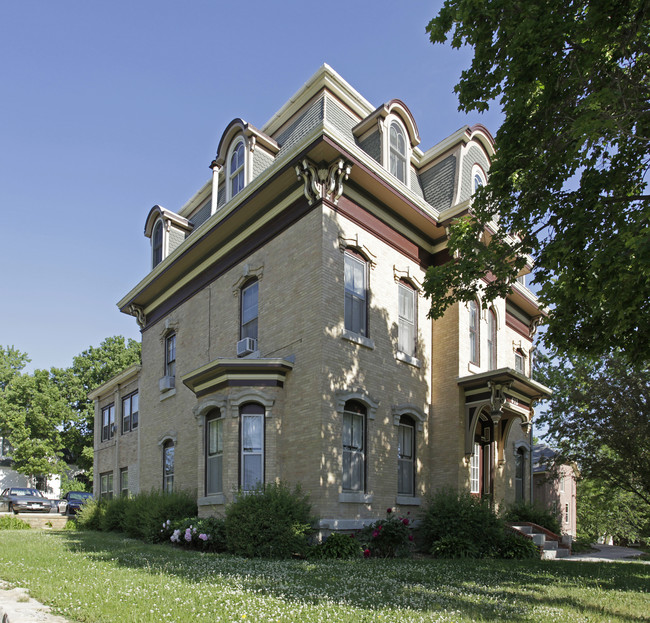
[425,0,650,363]
[536,351,650,506]
[0,337,141,478]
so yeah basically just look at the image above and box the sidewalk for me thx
[566,544,649,563]
[0,581,69,623]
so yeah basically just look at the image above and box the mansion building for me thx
[91,65,550,531]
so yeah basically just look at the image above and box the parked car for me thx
[62,490,93,515]
[0,487,56,514]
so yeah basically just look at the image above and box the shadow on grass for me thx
[50,530,650,622]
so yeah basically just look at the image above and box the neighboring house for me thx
[533,444,577,537]
[91,65,550,531]
[0,435,62,497]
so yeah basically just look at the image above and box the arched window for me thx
[205,410,223,496]
[240,279,259,342]
[229,139,245,199]
[342,400,366,492]
[240,403,264,491]
[344,251,368,337]
[469,300,480,365]
[514,349,525,374]
[389,122,407,183]
[152,220,163,268]
[397,280,416,356]
[515,447,525,502]
[473,165,486,193]
[163,440,174,493]
[487,308,497,370]
[397,415,415,496]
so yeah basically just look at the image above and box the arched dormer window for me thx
[389,121,407,184]
[229,139,246,200]
[152,220,163,268]
[472,164,486,193]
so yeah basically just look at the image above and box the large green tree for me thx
[536,351,650,506]
[425,0,650,363]
[0,345,30,390]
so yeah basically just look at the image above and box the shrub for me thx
[162,516,227,553]
[499,530,539,559]
[75,497,105,531]
[418,488,504,558]
[0,515,31,530]
[122,490,197,543]
[310,532,363,559]
[502,501,562,535]
[225,482,315,558]
[358,509,414,558]
[100,496,130,532]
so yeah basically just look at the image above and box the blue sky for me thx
[0,1,503,372]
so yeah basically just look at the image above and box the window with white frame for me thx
[240,403,264,491]
[101,404,115,442]
[514,349,525,374]
[120,467,129,497]
[344,251,367,337]
[342,400,366,492]
[240,280,259,341]
[229,139,245,199]
[100,472,113,500]
[163,440,174,493]
[515,448,525,502]
[165,333,176,378]
[473,165,486,193]
[398,281,416,356]
[470,442,481,493]
[397,416,415,496]
[487,308,497,370]
[122,391,138,434]
[469,300,480,365]
[206,412,223,496]
[152,219,163,268]
[565,503,570,523]
[389,121,407,183]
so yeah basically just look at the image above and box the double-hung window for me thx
[342,401,365,492]
[398,281,416,356]
[165,334,176,378]
[469,300,479,365]
[152,220,163,268]
[241,281,259,341]
[397,417,415,496]
[344,252,367,337]
[389,122,407,184]
[470,443,481,494]
[206,414,223,495]
[122,392,138,434]
[101,404,115,442]
[100,472,113,500]
[163,440,174,493]
[120,468,129,497]
[229,141,245,198]
[514,349,525,374]
[240,404,264,491]
[487,309,497,370]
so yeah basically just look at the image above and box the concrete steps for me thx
[509,522,571,560]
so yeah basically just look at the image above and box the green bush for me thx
[358,509,414,558]
[100,496,130,532]
[418,489,504,559]
[310,532,363,559]
[502,501,562,535]
[75,497,105,531]
[0,515,31,530]
[500,530,539,559]
[225,482,315,558]
[162,516,227,553]
[122,490,197,543]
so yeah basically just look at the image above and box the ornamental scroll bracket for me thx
[296,158,352,205]
[487,380,512,426]
[127,304,146,329]
[529,315,542,338]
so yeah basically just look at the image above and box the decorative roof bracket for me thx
[296,158,352,205]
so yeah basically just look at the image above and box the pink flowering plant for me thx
[160,516,227,553]
[358,508,414,558]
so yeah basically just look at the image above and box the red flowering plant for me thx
[359,508,414,558]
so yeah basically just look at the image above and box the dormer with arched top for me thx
[209,119,279,211]
[144,205,193,269]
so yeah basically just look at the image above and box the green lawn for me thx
[0,531,648,622]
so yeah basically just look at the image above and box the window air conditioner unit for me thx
[159,375,175,392]
[237,337,257,357]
